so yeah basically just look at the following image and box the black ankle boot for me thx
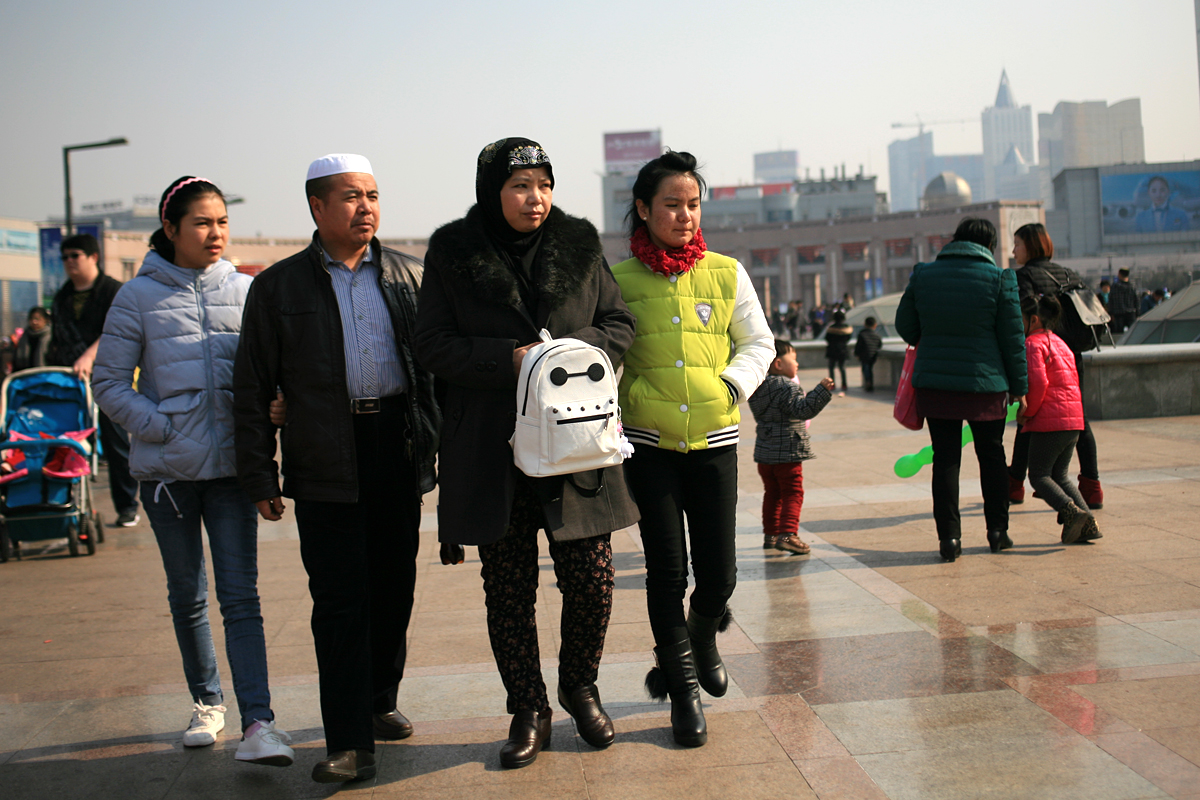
[686,607,731,697]
[498,708,551,769]
[645,639,707,747]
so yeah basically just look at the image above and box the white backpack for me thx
[510,330,625,478]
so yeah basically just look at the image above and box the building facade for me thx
[703,170,887,229]
[981,70,1036,201]
[601,200,1044,313]
[888,131,985,213]
[0,218,42,336]
[1038,99,1145,208]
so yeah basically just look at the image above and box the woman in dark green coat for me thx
[895,218,1028,561]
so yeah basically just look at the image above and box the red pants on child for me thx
[757,462,805,536]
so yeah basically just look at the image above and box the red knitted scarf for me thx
[630,226,707,276]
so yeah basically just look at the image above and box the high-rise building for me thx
[888,132,984,212]
[887,132,933,212]
[754,151,799,184]
[1038,100,1145,181]
[981,70,1036,201]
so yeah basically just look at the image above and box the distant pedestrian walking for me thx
[895,217,1028,562]
[823,310,852,395]
[853,316,883,392]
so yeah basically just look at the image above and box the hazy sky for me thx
[2,0,1198,239]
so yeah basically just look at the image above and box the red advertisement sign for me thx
[604,130,662,174]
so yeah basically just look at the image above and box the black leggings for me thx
[828,358,847,388]
[477,481,614,714]
[1027,430,1089,511]
[624,445,738,647]
[927,417,1009,540]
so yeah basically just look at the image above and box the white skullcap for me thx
[306,154,374,182]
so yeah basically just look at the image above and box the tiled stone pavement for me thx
[1,365,1198,799]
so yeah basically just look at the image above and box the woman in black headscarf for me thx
[414,138,638,769]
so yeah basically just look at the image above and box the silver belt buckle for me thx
[351,397,381,414]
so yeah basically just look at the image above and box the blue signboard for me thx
[39,228,63,304]
[0,228,39,255]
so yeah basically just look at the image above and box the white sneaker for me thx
[182,702,226,747]
[235,720,295,766]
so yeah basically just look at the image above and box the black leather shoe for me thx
[939,539,962,562]
[986,529,1014,553]
[558,684,614,748]
[372,709,414,740]
[311,749,376,783]
[499,709,551,769]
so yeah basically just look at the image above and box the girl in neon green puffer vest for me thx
[613,151,773,749]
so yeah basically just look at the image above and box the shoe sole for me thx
[237,754,294,767]
[499,738,551,769]
[372,724,413,741]
[312,765,376,783]
[674,732,707,747]
[182,736,218,747]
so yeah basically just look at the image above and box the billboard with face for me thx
[1101,170,1200,236]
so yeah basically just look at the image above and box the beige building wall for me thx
[601,200,1045,311]
[101,232,428,282]
[0,218,41,283]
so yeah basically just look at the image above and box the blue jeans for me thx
[142,477,272,732]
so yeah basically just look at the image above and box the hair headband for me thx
[161,177,213,224]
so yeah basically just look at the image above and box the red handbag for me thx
[893,346,924,431]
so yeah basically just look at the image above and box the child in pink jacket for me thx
[1018,295,1102,545]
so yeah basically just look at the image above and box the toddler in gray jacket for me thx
[748,340,834,554]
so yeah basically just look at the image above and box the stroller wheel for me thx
[93,512,105,544]
[67,523,80,557]
[81,517,96,556]
[0,526,10,563]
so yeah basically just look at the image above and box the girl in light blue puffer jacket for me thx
[92,177,294,768]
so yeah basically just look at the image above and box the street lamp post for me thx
[62,137,128,235]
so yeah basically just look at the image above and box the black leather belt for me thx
[350,394,404,414]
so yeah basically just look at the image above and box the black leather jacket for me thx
[234,235,440,503]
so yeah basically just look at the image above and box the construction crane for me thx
[891,115,978,138]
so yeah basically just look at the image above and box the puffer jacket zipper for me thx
[194,270,219,471]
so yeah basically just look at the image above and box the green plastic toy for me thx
[893,403,1019,478]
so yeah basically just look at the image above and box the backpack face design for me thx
[511,331,624,477]
[695,302,713,327]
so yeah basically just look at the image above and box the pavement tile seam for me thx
[1088,731,1200,797]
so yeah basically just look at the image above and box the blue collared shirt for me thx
[320,243,408,400]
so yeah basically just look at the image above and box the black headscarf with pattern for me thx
[475,137,555,248]
[474,138,556,310]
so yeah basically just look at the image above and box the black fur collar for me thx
[427,205,601,311]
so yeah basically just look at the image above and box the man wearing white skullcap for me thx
[234,155,440,784]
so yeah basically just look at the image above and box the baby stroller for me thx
[0,367,102,561]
